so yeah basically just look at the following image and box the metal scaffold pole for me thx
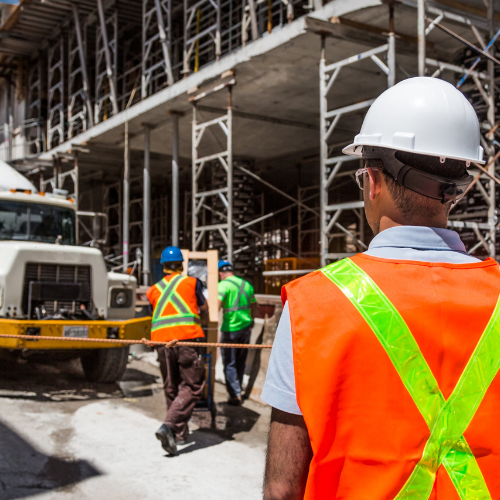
[487,0,496,259]
[96,0,119,116]
[171,112,180,247]
[143,125,151,285]
[388,2,396,87]
[123,122,130,269]
[191,103,197,252]
[227,87,233,263]
[74,152,79,244]
[418,0,426,76]
[319,36,328,268]
[71,4,94,129]
[191,77,235,260]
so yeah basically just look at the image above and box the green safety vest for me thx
[219,276,254,331]
[321,258,500,500]
[222,276,252,314]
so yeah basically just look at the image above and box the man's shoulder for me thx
[286,269,324,289]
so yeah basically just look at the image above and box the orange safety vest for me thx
[283,254,500,499]
[146,274,204,342]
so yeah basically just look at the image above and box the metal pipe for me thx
[428,17,500,67]
[247,0,258,41]
[418,0,425,76]
[74,153,79,244]
[72,4,94,128]
[236,165,319,217]
[487,0,496,259]
[388,3,396,87]
[319,36,328,267]
[263,269,317,277]
[143,125,151,285]
[96,0,119,116]
[123,122,130,269]
[191,104,197,250]
[172,113,180,247]
[154,0,174,86]
[227,87,233,262]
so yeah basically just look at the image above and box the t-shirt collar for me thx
[368,226,467,253]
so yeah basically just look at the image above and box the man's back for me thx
[218,275,255,332]
[284,254,500,499]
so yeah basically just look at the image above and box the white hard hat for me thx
[343,77,484,165]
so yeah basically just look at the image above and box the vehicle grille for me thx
[22,263,92,317]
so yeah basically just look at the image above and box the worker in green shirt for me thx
[218,260,258,406]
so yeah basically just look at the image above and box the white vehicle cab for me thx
[0,161,150,382]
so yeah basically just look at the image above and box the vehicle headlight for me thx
[115,291,128,306]
[110,288,133,308]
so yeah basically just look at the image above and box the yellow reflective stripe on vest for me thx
[152,275,199,332]
[322,258,500,500]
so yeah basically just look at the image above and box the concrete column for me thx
[143,125,151,285]
[123,122,130,269]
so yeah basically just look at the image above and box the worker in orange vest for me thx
[146,246,207,456]
[262,77,500,499]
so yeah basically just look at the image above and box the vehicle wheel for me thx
[80,347,129,383]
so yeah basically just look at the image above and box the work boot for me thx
[155,424,177,456]
[227,396,242,406]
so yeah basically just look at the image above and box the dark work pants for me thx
[157,345,205,441]
[221,327,251,399]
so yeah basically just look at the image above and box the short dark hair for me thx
[366,152,467,217]
[163,261,183,271]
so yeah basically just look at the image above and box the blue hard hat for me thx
[218,260,233,270]
[160,246,184,264]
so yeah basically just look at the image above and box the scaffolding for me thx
[24,58,44,157]
[0,0,499,291]
[47,37,65,150]
[68,5,93,139]
[420,0,498,259]
[318,40,396,265]
[95,2,118,123]
[191,80,234,261]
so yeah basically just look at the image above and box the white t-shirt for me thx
[261,226,481,415]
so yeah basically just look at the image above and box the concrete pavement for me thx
[0,349,270,499]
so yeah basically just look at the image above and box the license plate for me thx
[63,325,89,338]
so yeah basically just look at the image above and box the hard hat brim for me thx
[342,142,486,165]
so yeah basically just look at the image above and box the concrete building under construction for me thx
[0,0,497,292]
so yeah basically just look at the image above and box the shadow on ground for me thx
[0,419,100,499]
[174,402,262,456]
[0,350,159,402]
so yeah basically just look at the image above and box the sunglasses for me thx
[355,167,382,190]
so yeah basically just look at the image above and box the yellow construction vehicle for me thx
[0,160,150,382]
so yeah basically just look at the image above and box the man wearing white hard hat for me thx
[262,77,500,499]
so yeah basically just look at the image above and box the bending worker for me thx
[218,260,257,405]
[146,246,207,456]
[262,77,500,498]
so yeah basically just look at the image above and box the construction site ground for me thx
[0,348,270,499]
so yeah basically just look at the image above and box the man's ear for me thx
[367,168,383,201]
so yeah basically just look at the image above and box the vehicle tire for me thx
[80,347,129,383]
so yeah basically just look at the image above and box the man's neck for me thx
[164,271,181,277]
[378,214,448,234]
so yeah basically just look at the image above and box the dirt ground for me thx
[0,348,270,499]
